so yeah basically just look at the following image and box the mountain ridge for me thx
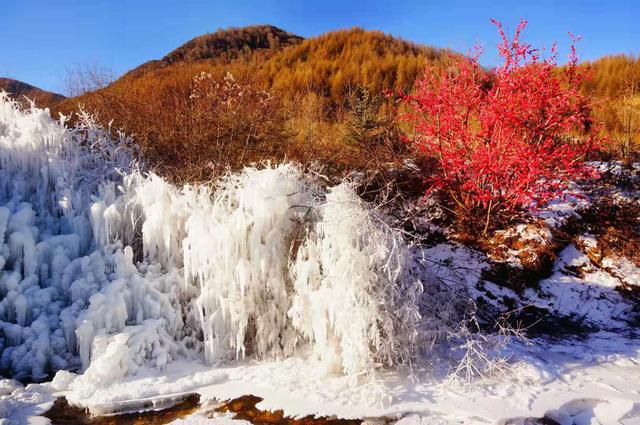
[121,24,304,80]
[0,78,65,107]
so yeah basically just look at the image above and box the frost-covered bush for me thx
[183,164,314,363]
[0,93,178,380]
[0,93,136,222]
[289,182,423,375]
[87,164,317,364]
[90,172,189,267]
[78,318,186,386]
[74,247,187,370]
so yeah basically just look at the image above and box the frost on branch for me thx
[183,164,314,363]
[89,164,317,365]
[75,318,187,387]
[289,182,423,375]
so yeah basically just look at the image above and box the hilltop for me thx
[122,24,304,80]
[0,77,65,107]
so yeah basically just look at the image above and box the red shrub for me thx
[401,20,599,233]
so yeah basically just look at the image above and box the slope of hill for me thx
[259,27,448,102]
[108,26,450,105]
[53,27,453,180]
[582,54,640,98]
[0,77,65,107]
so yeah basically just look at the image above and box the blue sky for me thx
[1,0,638,94]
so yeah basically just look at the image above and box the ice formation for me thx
[0,94,431,383]
[182,165,313,363]
[289,182,423,375]
[0,94,139,380]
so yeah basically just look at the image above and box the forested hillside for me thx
[54,26,453,180]
[581,55,640,160]
[48,26,640,180]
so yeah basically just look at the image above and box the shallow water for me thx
[43,394,367,425]
[43,394,200,425]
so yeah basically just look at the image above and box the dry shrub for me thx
[56,68,290,182]
[54,66,408,183]
[63,64,116,97]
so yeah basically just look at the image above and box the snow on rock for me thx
[0,379,56,425]
[488,223,554,269]
[523,243,638,328]
[0,379,21,397]
[536,187,590,229]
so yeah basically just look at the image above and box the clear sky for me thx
[1,0,638,94]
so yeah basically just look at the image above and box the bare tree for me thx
[63,64,116,97]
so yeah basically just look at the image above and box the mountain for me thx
[116,26,451,104]
[0,78,65,107]
[122,25,304,80]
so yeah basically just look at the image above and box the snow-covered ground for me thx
[0,95,639,425]
[3,332,640,424]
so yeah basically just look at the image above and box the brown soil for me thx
[216,395,364,425]
[480,191,640,296]
[578,197,640,267]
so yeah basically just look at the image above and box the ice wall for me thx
[0,94,428,383]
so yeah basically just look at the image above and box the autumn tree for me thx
[401,20,599,234]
